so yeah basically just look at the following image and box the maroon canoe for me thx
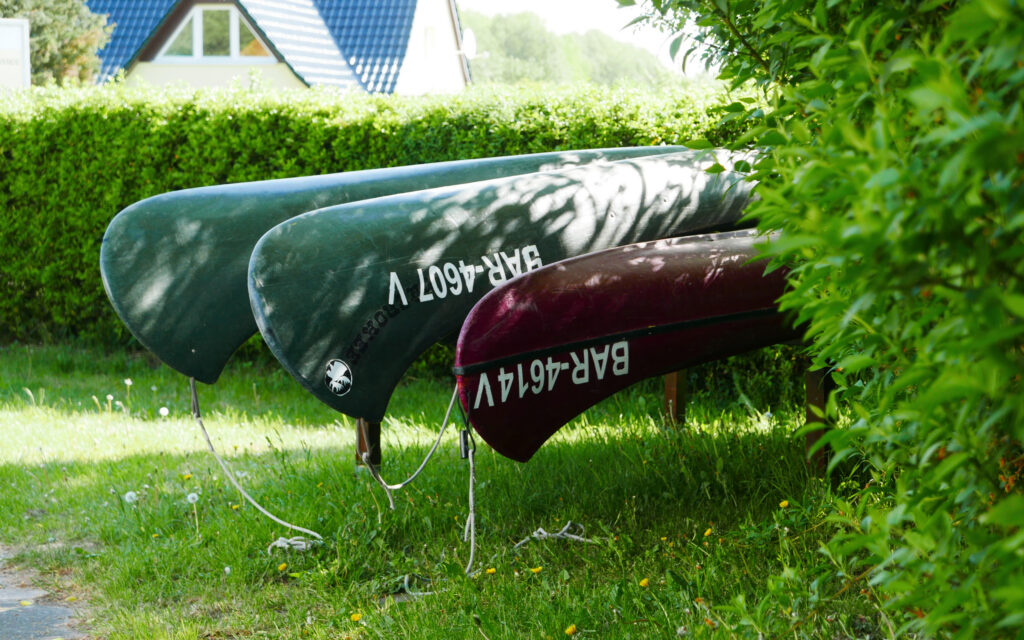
[453,229,800,462]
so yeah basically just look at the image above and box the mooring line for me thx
[190,378,322,550]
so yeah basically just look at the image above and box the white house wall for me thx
[393,0,467,95]
[127,62,307,89]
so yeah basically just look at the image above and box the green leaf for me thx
[1001,294,1024,318]
[837,353,876,374]
[864,167,900,188]
[669,34,684,60]
[683,138,713,149]
[981,495,1024,527]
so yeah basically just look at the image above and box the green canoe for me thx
[248,149,757,421]
[100,146,685,383]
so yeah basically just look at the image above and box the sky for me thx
[454,0,697,74]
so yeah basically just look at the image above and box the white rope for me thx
[361,386,459,510]
[463,429,477,574]
[190,378,323,549]
[267,536,318,553]
[512,521,596,550]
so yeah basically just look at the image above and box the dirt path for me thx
[0,546,86,640]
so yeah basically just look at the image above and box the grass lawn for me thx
[0,343,882,639]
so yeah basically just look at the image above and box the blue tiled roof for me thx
[85,0,178,82]
[85,0,425,93]
[313,0,417,93]
[240,0,360,89]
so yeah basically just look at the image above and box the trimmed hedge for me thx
[0,81,743,344]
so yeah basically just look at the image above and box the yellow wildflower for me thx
[277,562,287,572]
[779,500,790,508]
[231,504,240,510]
[565,624,578,635]
[350,613,362,622]
[660,537,667,541]
[639,578,650,588]
[183,473,192,480]
[486,568,496,574]
[703,527,712,537]
[530,566,543,574]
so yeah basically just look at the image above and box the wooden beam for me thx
[663,370,688,425]
[804,368,834,470]
[355,418,381,468]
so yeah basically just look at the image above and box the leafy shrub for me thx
[0,80,745,344]
[637,0,1023,635]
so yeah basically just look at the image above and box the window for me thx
[158,5,272,61]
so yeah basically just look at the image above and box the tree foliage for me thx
[0,0,110,85]
[460,9,671,86]
[632,0,1024,636]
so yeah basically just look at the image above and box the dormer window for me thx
[157,5,273,61]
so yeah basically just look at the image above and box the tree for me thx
[632,0,1023,636]
[460,9,670,86]
[0,0,110,84]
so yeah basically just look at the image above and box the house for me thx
[84,0,471,94]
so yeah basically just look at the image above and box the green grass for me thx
[0,343,881,639]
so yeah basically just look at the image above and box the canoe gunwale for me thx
[452,306,781,376]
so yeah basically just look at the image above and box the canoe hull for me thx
[453,230,799,462]
[100,146,685,383]
[248,150,757,421]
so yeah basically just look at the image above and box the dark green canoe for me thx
[248,149,758,422]
[100,146,685,383]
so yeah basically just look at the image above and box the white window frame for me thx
[155,4,275,64]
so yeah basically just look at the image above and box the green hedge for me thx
[0,81,742,344]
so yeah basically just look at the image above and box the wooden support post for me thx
[804,368,834,470]
[355,418,381,469]
[663,370,688,425]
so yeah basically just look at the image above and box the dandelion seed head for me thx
[106,394,113,401]
[124,491,138,503]
[159,407,169,417]
[186,492,199,504]
[124,378,133,386]
[224,566,231,575]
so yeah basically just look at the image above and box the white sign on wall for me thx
[0,18,31,89]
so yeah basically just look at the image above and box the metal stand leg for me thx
[804,368,834,470]
[663,370,687,426]
[356,418,381,469]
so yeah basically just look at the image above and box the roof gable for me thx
[86,0,426,92]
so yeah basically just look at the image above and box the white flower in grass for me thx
[124,491,138,503]
[159,407,169,417]
[186,492,199,504]
[106,394,113,401]
[224,566,231,575]
[124,378,133,387]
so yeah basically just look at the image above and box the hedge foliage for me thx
[640,0,1024,636]
[0,81,744,344]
